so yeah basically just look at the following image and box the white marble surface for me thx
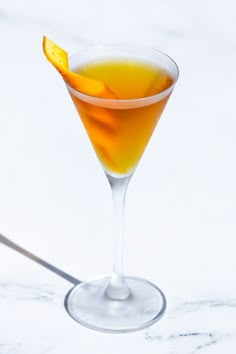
[0,0,236,352]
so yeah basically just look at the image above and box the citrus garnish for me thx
[42,36,117,99]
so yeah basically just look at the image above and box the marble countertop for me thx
[0,0,236,352]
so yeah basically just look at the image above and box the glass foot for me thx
[64,276,166,333]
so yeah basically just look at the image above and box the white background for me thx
[0,0,236,353]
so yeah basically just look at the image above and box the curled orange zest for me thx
[43,36,117,99]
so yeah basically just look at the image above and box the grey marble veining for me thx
[145,296,236,353]
[176,299,236,311]
[146,331,226,353]
[0,282,56,304]
[0,343,22,354]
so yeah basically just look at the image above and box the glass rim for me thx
[66,44,179,109]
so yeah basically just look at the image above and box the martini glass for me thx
[64,44,179,333]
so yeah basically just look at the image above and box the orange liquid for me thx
[70,60,173,175]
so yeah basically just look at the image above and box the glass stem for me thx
[105,173,132,300]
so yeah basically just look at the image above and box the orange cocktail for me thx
[69,60,173,175]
